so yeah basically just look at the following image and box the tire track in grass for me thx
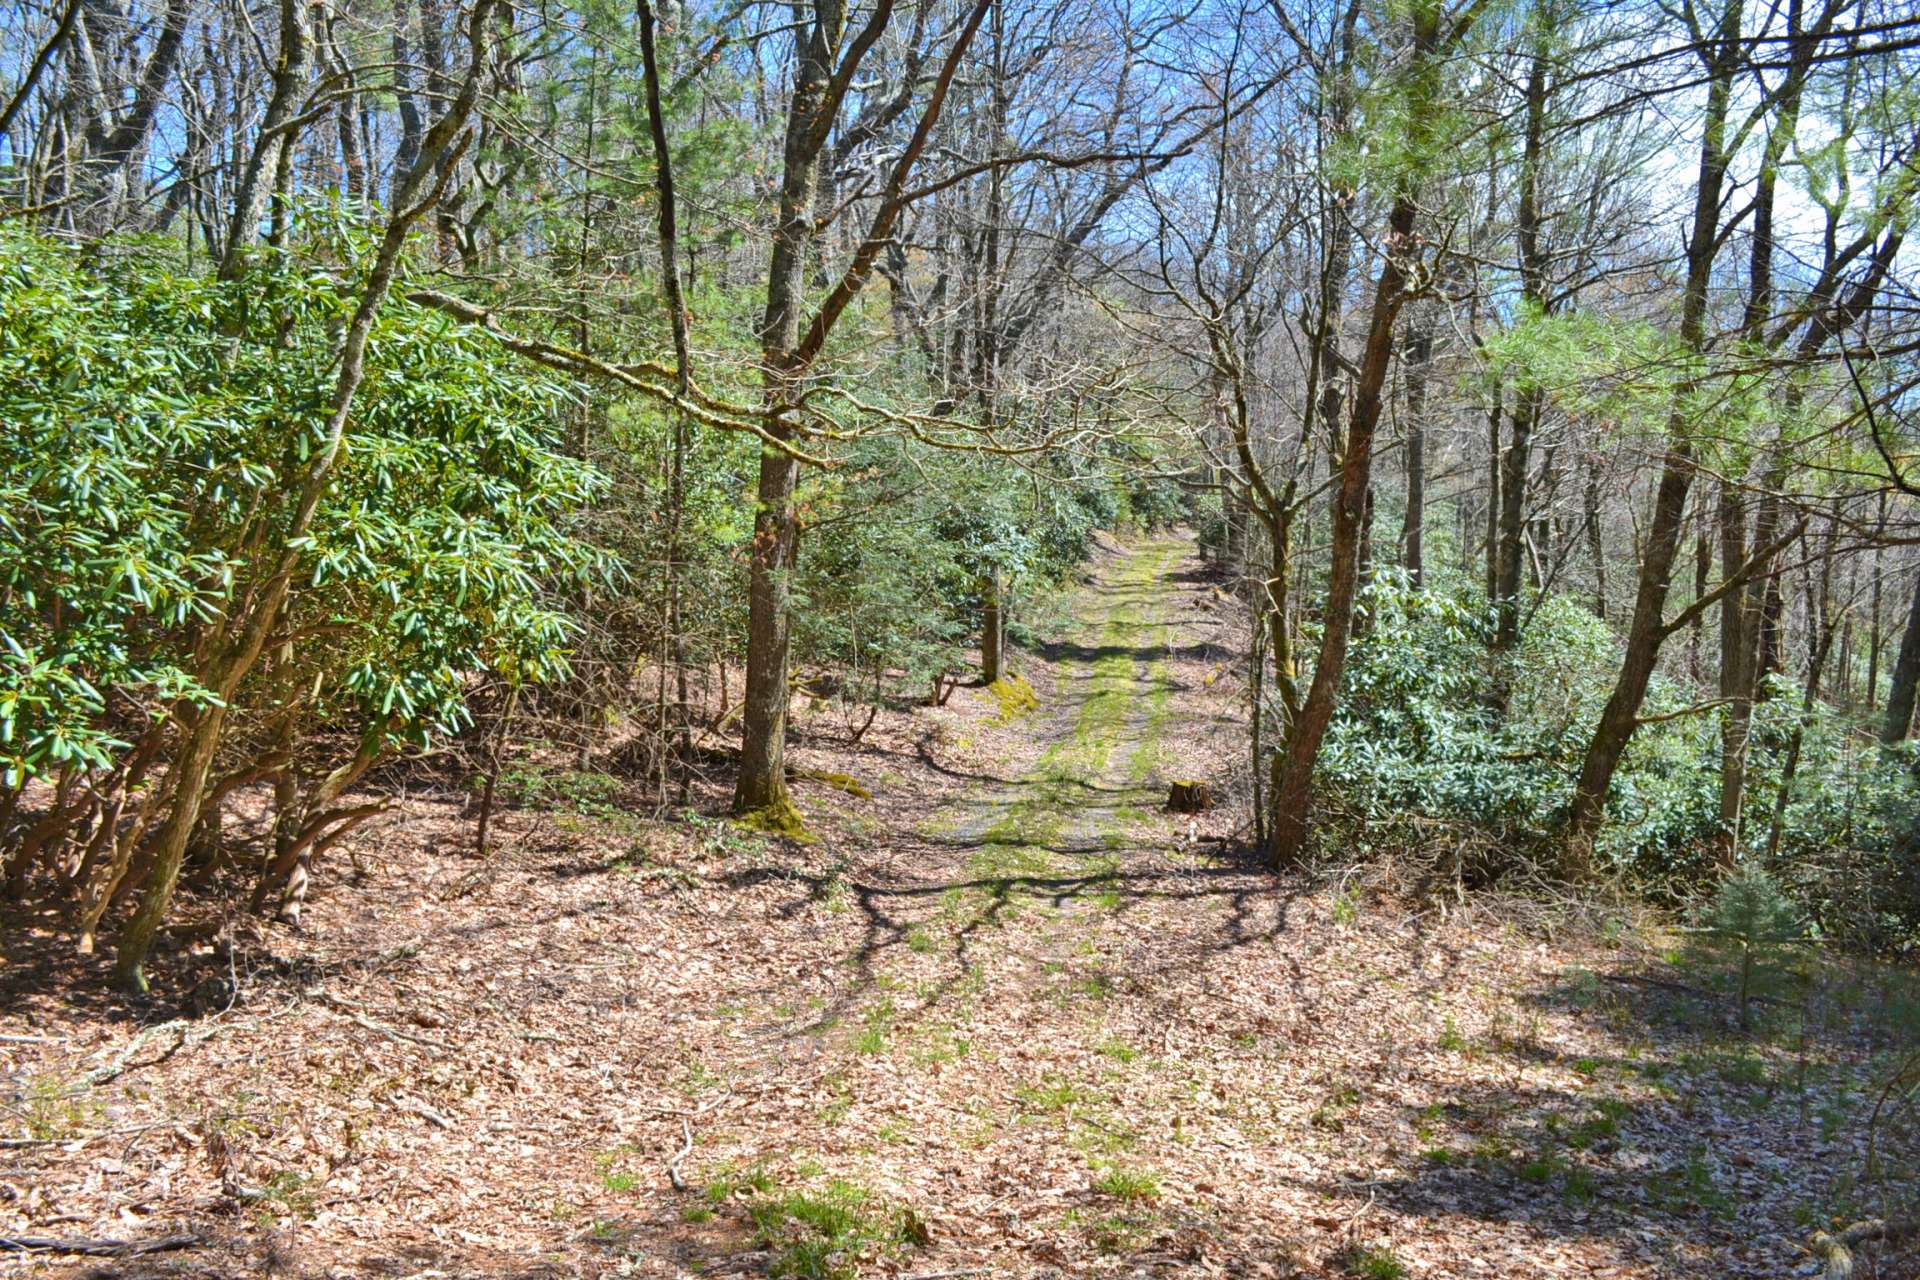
[951,538,1182,923]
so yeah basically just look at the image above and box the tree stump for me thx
[1167,780,1212,813]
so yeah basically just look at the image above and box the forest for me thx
[2,0,1920,1273]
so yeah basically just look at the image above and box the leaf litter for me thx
[2,535,1916,1279]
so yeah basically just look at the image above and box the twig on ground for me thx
[636,1090,734,1120]
[401,1095,454,1129]
[82,1020,189,1087]
[0,1232,201,1257]
[660,1088,733,1190]
[307,988,456,1050]
[666,1116,693,1191]
[1,1122,174,1149]
[1604,970,1790,1008]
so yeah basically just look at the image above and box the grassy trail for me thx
[703,536,1225,1273]
[950,536,1185,906]
[15,534,1912,1280]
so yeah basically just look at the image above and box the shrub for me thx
[0,226,605,923]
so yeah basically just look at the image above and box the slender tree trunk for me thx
[0,0,81,143]
[735,0,987,815]
[1401,313,1431,589]
[70,0,193,227]
[1267,246,1417,865]
[1495,394,1538,649]
[981,571,1005,683]
[1584,463,1606,619]
[1269,0,1446,868]
[1494,32,1549,656]
[1767,522,1839,859]
[1564,0,1746,860]
[736,444,802,816]
[1882,568,1920,747]
[113,1,497,989]
[1484,382,1501,602]
[1356,485,1375,604]
[736,0,863,819]
[1713,479,1751,868]
[220,0,310,278]
[1868,509,1885,709]
[390,0,425,199]
[1715,0,1837,858]
[1689,522,1711,682]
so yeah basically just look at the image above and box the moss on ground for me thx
[736,796,818,843]
[792,769,872,799]
[988,674,1042,723]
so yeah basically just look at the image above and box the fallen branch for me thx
[307,989,456,1051]
[1603,970,1790,1008]
[659,1088,730,1190]
[1811,1218,1918,1279]
[400,1095,454,1130]
[0,1122,174,1149]
[0,1232,201,1257]
[82,1019,188,1087]
[666,1116,694,1191]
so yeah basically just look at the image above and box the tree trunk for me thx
[1868,512,1885,710]
[390,0,425,199]
[736,444,802,817]
[734,0,863,820]
[113,1,498,989]
[1563,0,1745,861]
[1767,522,1839,859]
[0,0,81,143]
[740,0,990,816]
[1494,34,1549,656]
[981,571,1005,684]
[220,0,310,278]
[1882,568,1920,746]
[1401,312,1431,589]
[70,0,193,227]
[1268,0,1445,868]
[1689,521,1711,683]
[1584,463,1606,619]
[1495,394,1537,650]
[1484,381,1501,602]
[1713,479,1751,869]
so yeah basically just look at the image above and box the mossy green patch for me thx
[1092,1164,1162,1200]
[989,673,1042,723]
[736,796,817,842]
[739,1175,927,1278]
[792,769,872,799]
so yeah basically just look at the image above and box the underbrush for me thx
[1302,570,1920,947]
[694,1164,928,1279]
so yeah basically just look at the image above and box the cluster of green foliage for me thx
[787,442,1183,701]
[572,409,1178,722]
[1316,566,1920,942]
[0,227,604,784]
[719,1172,925,1279]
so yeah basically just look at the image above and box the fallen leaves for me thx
[2,540,1914,1279]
